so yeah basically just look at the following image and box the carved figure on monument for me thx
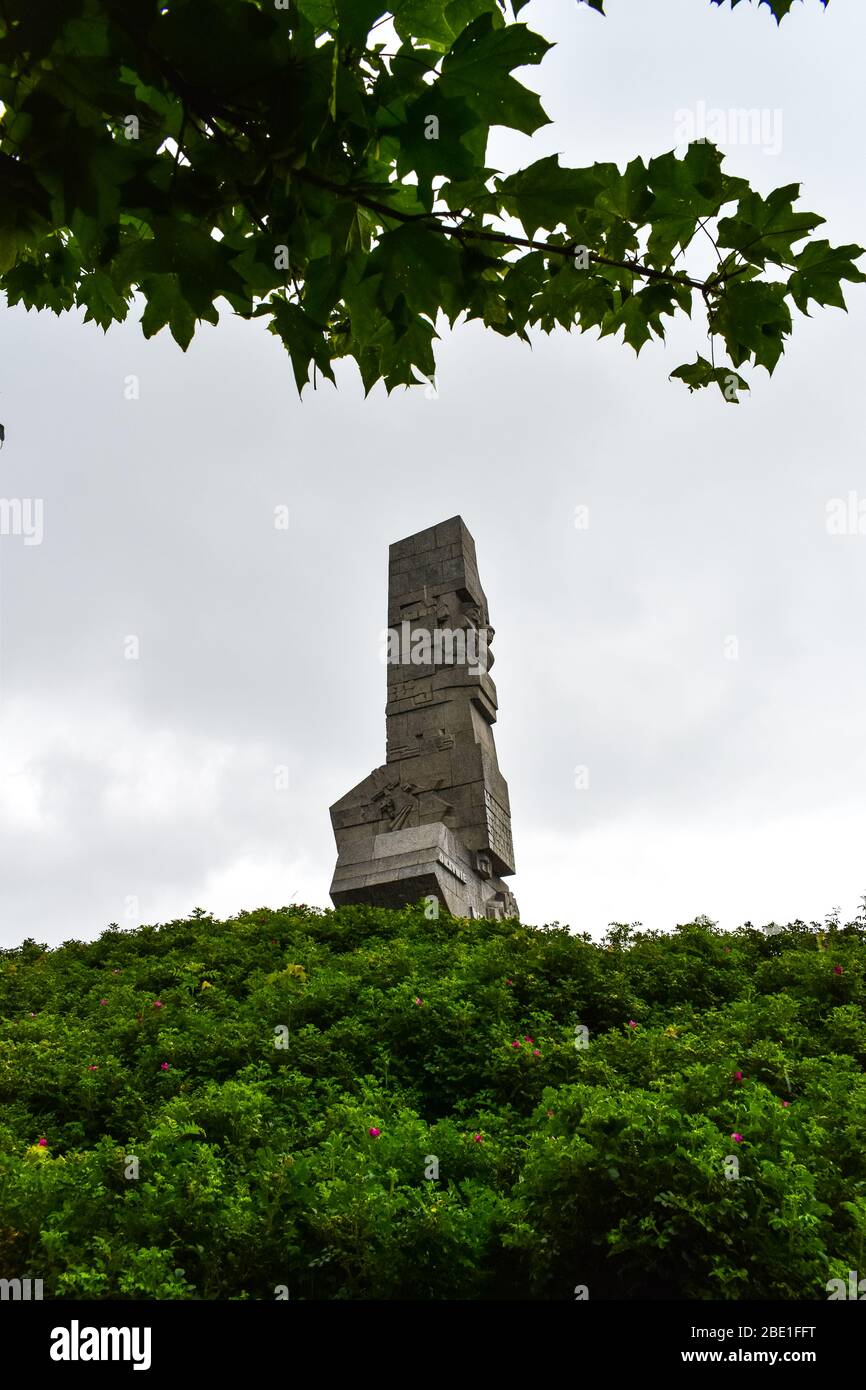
[329,516,519,920]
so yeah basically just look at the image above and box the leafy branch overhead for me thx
[0,0,858,402]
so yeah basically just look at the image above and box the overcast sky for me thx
[1,0,864,948]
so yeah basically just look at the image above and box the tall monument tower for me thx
[329,516,518,920]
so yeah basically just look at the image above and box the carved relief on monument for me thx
[348,765,457,833]
[329,516,518,920]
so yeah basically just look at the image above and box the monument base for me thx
[329,822,518,920]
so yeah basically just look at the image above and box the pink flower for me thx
[524,1036,533,1043]
[532,1049,541,1056]
[733,1070,743,1081]
[731,1132,744,1143]
[511,1040,521,1049]
[100,999,108,1006]
[781,1100,790,1109]
[153,1000,164,1009]
[833,965,843,976]
[37,1137,48,1147]
[627,1020,638,1029]
[505,979,513,985]
[414,997,423,1006]
[87,1065,98,1071]
[473,1133,483,1143]
[160,1062,170,1071]
[368,1127,381,1139]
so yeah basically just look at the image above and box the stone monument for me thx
[329,516,519,920]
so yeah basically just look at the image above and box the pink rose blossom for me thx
[731,1132,744,1143]
[87,1065,98,1071]
[368,1127,381,1138]
[473,1133,483,1143]
[781,1101,790,1109]
[153,1000,164,1009]
[160,1062,170,1071]
[511,1040,521,1049]
[532,1049,541,1056]
[733,1070,743,1081]
[628,1020,638,1029]
[37,1137,48,1147]
[833,965,843,976]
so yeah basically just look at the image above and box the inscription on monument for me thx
[484,789,515,868]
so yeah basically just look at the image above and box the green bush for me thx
[0,904,864,1299]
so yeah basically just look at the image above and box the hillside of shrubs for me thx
[1,902,865,1300]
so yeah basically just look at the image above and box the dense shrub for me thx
[1,903,864,1299]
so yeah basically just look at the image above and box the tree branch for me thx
[295,169,713,294]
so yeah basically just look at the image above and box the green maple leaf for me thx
[496,155,617,239]
[364,224,464,320]
[787,240,866,314]
[717,185,824,268]
[649,142,742,213]
[61,14,111,57]
[439,14,551,135]
[600,292,655,353]
[140,274,198,350]
[393,1,456,49]
[229,242,289,299]
[647,144,750,268]
[295,0,336,28]
[3,245,77,314]
[599,281,689,354]
[268,298,337,393]
[393,0,502,50]
[302,254,351,325]
[139,220,245,323]
[570,275,616,333]
[76,271,129,330]
[646,143,748,265]
[500,251,548,332]
[529,262,586,333]
[0,151,54,271]
[670,355,749,402]
[595,157,653,226]
[341,255,388,352]
[334,1,389,47]
[378,313,438,393]
[394,89,483,206]
[713,281,792,372]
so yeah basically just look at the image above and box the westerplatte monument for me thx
[329,516,519,920]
